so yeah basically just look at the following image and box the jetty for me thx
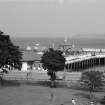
[65,48,105,71]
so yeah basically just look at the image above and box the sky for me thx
[0,0,105,38]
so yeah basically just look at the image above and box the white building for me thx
[21,50,43,71]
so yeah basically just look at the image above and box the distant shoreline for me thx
[11,37,105,49]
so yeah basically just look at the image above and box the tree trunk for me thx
[51,80,55,88]
[0,76,3,85]
[51,72,56,88]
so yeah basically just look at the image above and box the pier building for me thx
[20,45,47,71]
[21,50,42,71]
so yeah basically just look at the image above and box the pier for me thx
[65,49,105,71]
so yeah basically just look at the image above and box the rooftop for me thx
[21,50,42,62]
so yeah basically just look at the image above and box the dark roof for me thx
[21,50,42,61]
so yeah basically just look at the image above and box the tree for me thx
[0,31,22,72]
[80,70,105,101]
[41,48,66,87]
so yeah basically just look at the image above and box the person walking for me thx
[72,98,76,105]
[49,92,54,102]
[90,101,94,105]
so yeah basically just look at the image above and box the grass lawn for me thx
[0,80,104,105]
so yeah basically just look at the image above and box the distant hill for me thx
[72,34,105,39]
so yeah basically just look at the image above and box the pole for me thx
[63,66,66,80]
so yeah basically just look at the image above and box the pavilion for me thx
[21,50,43,71]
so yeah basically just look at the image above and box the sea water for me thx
[11,37,105,49]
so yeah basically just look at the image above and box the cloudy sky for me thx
[0,0,105,38]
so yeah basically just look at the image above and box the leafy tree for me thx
[80,70,105,101]
[0,31,22,72]
[41,48,65,87]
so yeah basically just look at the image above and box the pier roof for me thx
[21,50,42,62]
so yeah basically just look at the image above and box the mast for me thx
[64,36,67,44]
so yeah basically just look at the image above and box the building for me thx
[21,50,43,71]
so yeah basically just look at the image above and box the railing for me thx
[66,52,105,64]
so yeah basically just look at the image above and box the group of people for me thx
[50,93,77,105]
[59,98,76,105]
[50,93,95,105]
[71,99,94,105]
[71,98,76,105]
